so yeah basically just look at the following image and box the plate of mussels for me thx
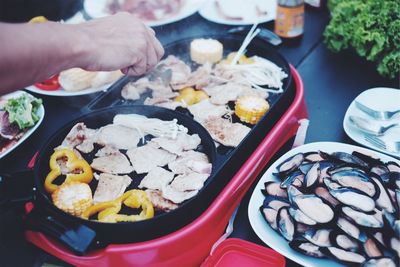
[248,142,400,267]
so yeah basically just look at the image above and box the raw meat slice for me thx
[161,185,198,204]
[145,189,178,211]
[95,145,119,157]
[150,132,201,155]
[139,167,175,191]
[168,150,210,174]
[96,124,140,150]
[203,116,251,147]
[91,151,133,174]
[121,77,150,100]
[187,99,230,123]
[93,173,132,203]
[0,111,20,140]
[170,173,209,191]
[59,122,97,153]
[126,144,177,174]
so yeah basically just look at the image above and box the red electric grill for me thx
[25,66,307,266]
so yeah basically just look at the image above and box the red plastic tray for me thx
[202,238,285,267]
[25,65,307,267]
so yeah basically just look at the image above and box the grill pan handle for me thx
[25,206,96,255]
[0,170,34,208]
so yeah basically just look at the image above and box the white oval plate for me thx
[343,87,400,158]
[248,141,399,267]
[198,0,276,25]
[25,82,113,97]
[0,91,45,159]
[84,0,206,27]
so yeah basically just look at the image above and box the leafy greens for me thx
[324,0,399,78]
[4,93,42,129]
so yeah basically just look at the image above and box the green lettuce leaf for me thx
[4,93,42,129]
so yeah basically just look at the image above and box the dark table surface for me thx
[0,6,398,267]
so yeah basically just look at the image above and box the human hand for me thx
[76,12,164,76]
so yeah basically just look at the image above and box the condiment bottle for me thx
[274,0,304,39]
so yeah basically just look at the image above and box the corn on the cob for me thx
[52,181,93,216]
[235,96,270,125]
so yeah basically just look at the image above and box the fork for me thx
[364,134,400,153]
[355,101,400,120]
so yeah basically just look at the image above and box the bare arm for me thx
[0,12,164,95]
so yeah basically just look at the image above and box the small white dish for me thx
[248,141,399,267]
[84,0,206,27]
[199,0,276,25]
[25,82,112,97]
[343,87,400,158]
[0,91,45,159]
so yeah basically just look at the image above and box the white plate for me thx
[84,0,206,27]
[0,91,45,159]
[343,87,400,158]
[198,0,276,25]
[25,82,113,97]
[248,141,399,267]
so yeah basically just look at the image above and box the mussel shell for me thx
[289,207,317,226]
[287,185,303,204]
[276,153,304,176]
[361,257,397,267]
[262,181,288,198]
[277,206,296,241]
[329,229,360,252]
[386,161,400,173]
[293,193,335,224]
[262,195,290,210]
[289,238,325,258]
[315,186,340,207]
[330,152,369,169]
[363,237,384,258]
[303,151,325,162]
[280,171,304,189]
[352,151,383,168]
[259,206,278,230]
[303,228,332,247]
[336,216,368,242]
[342,206,383,228]
[328,187,376,213]
[320,246,366,265]
[371,165,390,177]
[303,162,320,189]
[331,169,379,198]
[370,174,396,213]
[328,163,368,176]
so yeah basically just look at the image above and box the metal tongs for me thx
[228,26,282,46]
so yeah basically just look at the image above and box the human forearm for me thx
[0,13,164,95]
[0,22,86,94]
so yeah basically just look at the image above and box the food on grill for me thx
[59,68,122,92]
[91,150,134,174]
[120,39,288,148]
[0,93,42,155]
[126,144,177,174]
[260,150,400,265]
[96,124,141,150]
[93,173,132,203]
[81,189,154,223]
[203,116,251,147]
[174,87,209,106]
[106,0,184,21]
[190,38,223,64]
[235,95,270,124]
[45,148,93,193]
[47,114,212,222]
[139,167,175,191]
[52,181,93,216]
